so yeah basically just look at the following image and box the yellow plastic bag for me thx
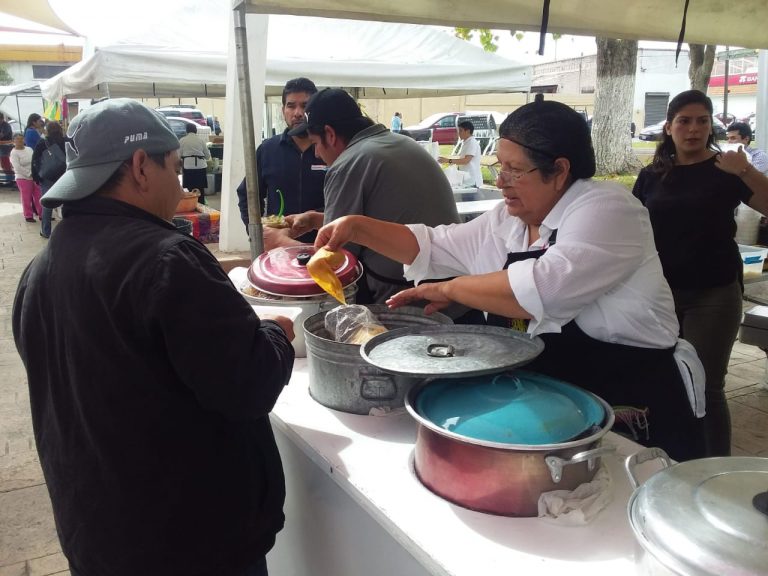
[307,248,346,304]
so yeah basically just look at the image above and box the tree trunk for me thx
[593,38,640,175]
[688,44,716,92]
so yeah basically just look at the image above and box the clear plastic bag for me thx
[324,304,388,345]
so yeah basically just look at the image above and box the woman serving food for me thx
[315,100,706,462]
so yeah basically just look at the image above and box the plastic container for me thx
[735,203,762,245]
[738,244,768,278]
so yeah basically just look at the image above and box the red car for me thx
[403,112,461,145]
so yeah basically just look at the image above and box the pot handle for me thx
[624,447,672,489]
[545,445,616,483]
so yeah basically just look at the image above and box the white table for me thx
[455,198,503,221]
[266,360,643,576]
[452,186,479,200]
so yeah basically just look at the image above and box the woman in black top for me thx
[633,90,768,456]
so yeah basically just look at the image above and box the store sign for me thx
[709,73,759,87]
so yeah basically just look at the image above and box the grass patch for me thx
[594,173,638,189]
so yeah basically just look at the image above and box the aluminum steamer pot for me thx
[304,305,452,414]
[360,324,613,516]
[245,245,363,358]
[625,447,768,576]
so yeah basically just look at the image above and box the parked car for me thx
[403,112,461,145]
[714,112,737,127]
[165,117,212,140]
[638,117,727,141]
[156,105,208,127]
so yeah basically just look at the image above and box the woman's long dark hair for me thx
[25,113,41,130]
[650,89,719,177]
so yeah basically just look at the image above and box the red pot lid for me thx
[247,244,362,297]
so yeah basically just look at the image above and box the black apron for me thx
[487,231,705,462]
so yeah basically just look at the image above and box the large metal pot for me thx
[358,324,612,516]
[625,448,768,576]
[303,305,452,414]
[244,245,363,357]
[405,378,614,517]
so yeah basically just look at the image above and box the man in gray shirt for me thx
[286,88,460,304]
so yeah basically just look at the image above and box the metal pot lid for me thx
[247,245,362,297]
[414,370,604,445]
[628,455,768,576]
[360,324,544,377]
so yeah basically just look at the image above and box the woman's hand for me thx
[386,281,454,315]
[314,216,357,250]
[715,146,751,176]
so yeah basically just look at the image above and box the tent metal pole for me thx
[234,2,264,259]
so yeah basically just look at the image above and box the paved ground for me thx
[0,184,766,575]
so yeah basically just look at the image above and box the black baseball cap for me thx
[288,88,364,136]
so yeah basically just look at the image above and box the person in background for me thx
[24,113,44,149]
[726,121,768,174]
[283,88,460,305]
[13,98,295,576]
[179,122,211,205]
[0,112,14,190]
[633,90,768,457]
[32,121,67,239]
[236,77,326,246]
[9,132,42,222]
[391,111,402,133]
[315,99,707,462]
[439,120,483,188]
[0,111,12,144]
[213,116,221,135]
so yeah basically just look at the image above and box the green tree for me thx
[593,38,641,174]
[688,44,716,92]
[454,28,499,52]
[0,65,13,86]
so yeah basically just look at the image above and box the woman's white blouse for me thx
[405,179,679,348]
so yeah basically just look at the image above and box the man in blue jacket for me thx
[237,77,326,246]
[13,99,295,576]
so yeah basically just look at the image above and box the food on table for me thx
[262,214,290,228]
[346,323,388,345]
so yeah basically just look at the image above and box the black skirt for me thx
[183,168,207,192]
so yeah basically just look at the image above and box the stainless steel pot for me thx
[405,380,615,517]
[625,448,768,576]
[304,305,452,414]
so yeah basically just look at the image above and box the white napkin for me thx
[537,465,613,525]
[673,338,706,418]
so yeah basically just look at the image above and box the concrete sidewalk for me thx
[0,185,766,575]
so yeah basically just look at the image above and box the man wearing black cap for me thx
[13,99,295,576]
[236,77,326,246]
[287,88,460,304]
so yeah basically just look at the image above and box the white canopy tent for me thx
[41,17,532,102]
[0,0,79,35]
[224,0,768,254]
[241,0,768,49]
